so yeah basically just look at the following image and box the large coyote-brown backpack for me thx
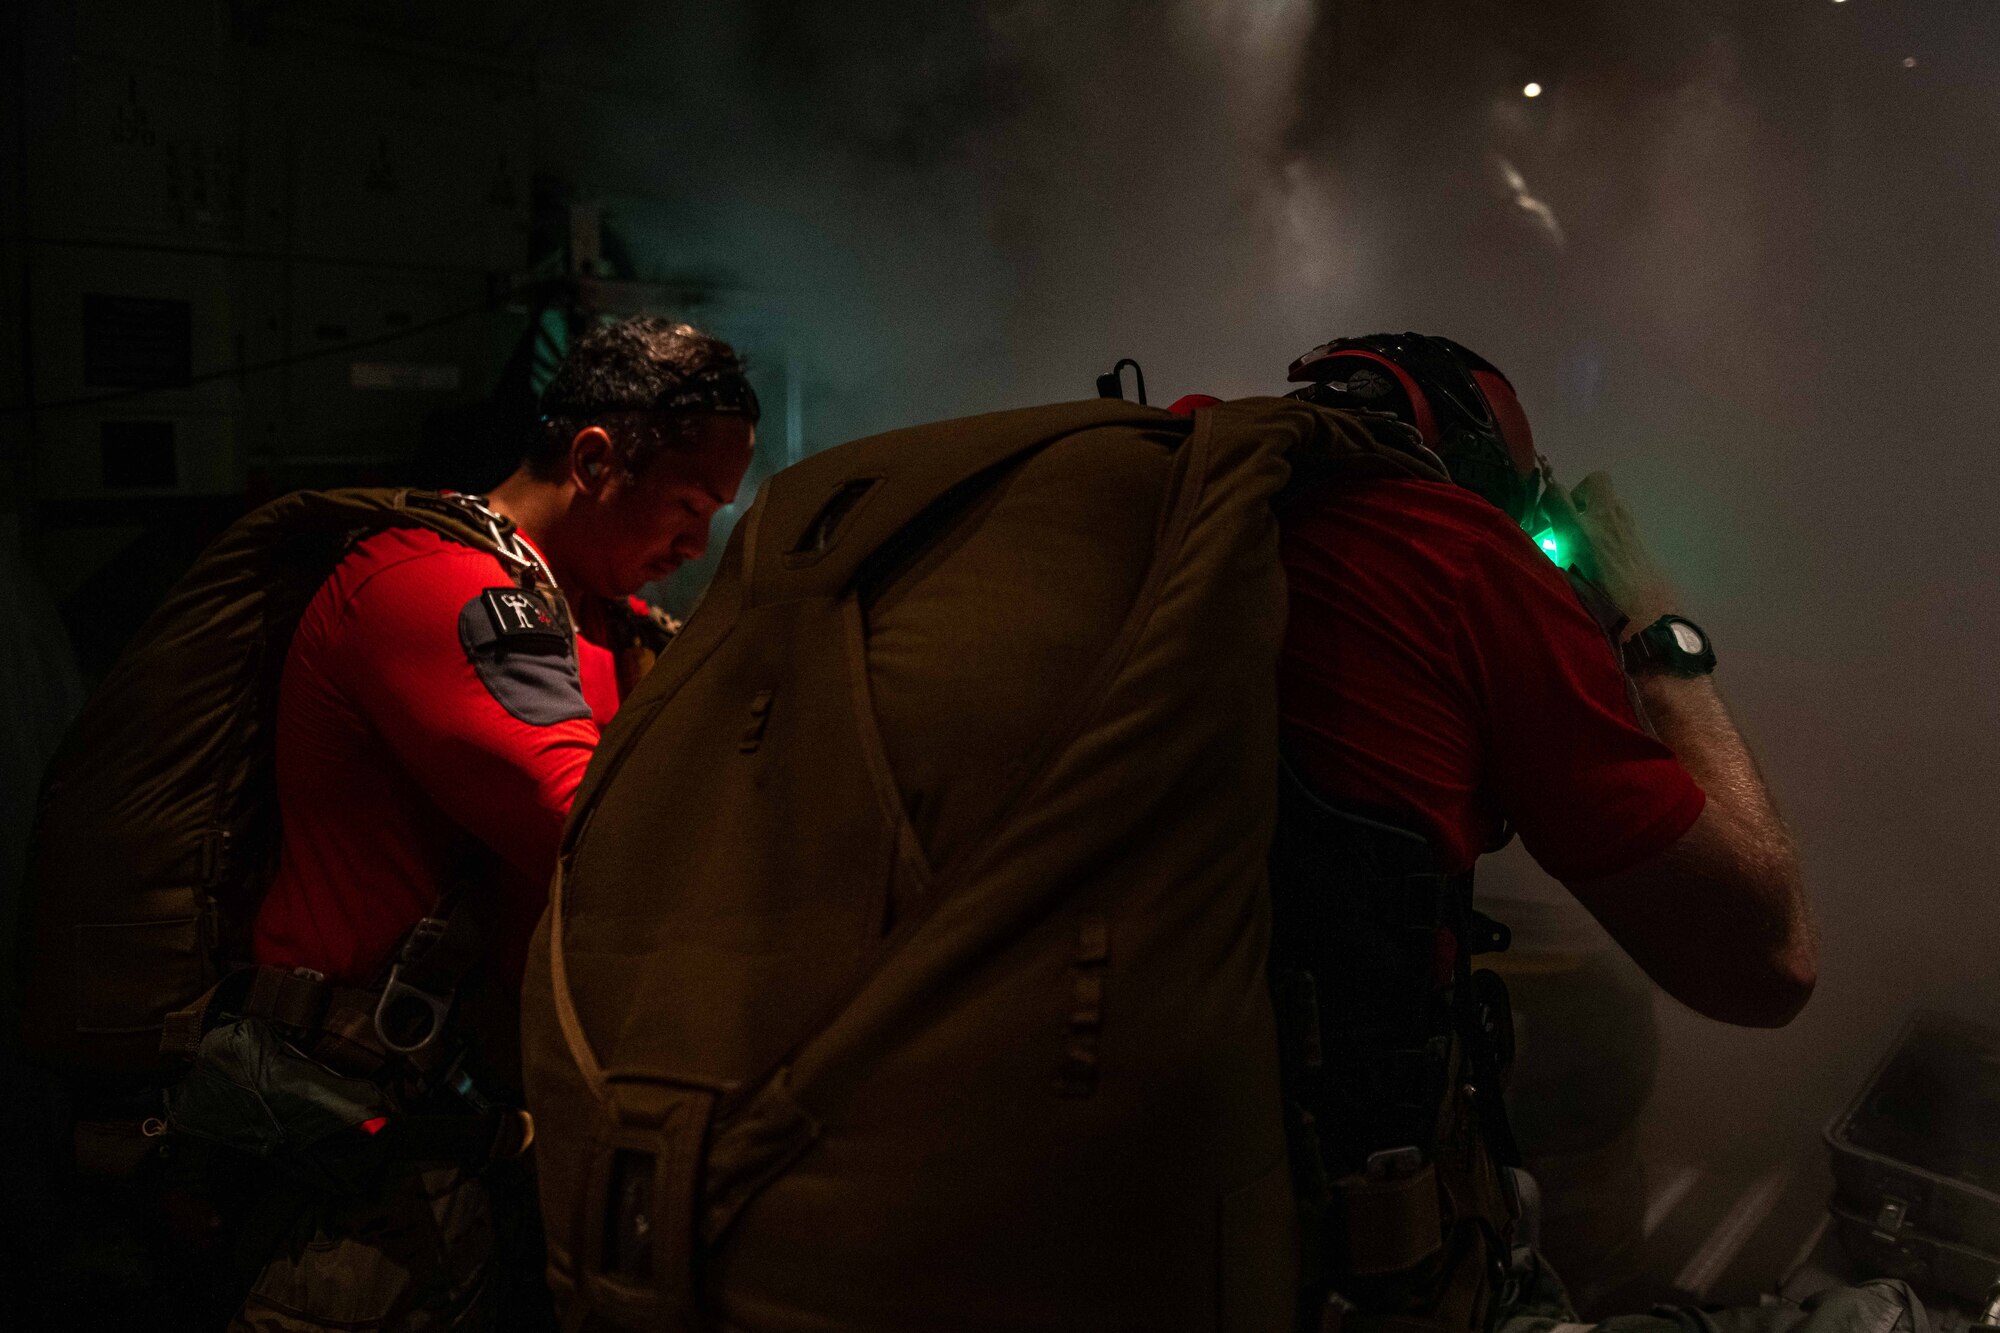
[521,396,1447,1332]
[15,488,554,1080]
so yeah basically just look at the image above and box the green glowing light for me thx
[1533,527,1562,565]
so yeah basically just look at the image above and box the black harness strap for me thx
[161,893,482,1089]
[1269,756,1525,1330]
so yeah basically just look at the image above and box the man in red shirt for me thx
[1262,334,1811,1028]
[233,317,757,1332]
[255,318,755,994]
[1174,333,1812,1332]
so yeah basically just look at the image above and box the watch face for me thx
[1669,620,1706,655]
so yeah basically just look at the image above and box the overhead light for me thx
[1523,82,1543,98]
[1902,56,1917,68]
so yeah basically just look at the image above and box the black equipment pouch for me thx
[153,885,520,1200]
[165,1016,397,1196]
[164,1013,528,1197]
[1268,757,1523,1331]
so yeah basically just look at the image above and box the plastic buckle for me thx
[399,916,449,966]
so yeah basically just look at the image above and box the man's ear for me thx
[571,427,617,496]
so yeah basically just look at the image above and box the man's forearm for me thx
[1636,672,1812,958]
[1638,675,1787,851]
[1564,671,1817,1026]
[1552,471,1816,1022]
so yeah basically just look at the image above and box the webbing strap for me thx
[575,1080,716,1329]
[546,859,611,1105]
[158,992,214,1067]
[244,964,331,1033]
[160,963,457,1085]
[387,907,482,995]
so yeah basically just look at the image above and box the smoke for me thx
[540,1,1383,428]
[538,0,2000,1270]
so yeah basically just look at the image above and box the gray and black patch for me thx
[459,587,592,726]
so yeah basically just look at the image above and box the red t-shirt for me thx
[571,595,627,728]
[1279,476,1705,881]
[253,526,620,986]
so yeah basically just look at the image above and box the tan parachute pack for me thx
[522,396,1447,1332]
[16,489,557,1079]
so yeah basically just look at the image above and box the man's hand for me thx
[1540,471,1681,638]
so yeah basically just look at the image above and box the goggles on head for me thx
[1285,331,1543,530]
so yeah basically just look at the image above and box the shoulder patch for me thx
[479,587,566,646]
[459,588,592,727]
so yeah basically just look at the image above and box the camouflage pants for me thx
[1499,1249,1929,1333]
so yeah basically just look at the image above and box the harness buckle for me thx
[373,917,455,1055]
[374,970,451,1055]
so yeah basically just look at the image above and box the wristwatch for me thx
[1622,615,1716,677]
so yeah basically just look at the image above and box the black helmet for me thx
[1286,332,1540,526]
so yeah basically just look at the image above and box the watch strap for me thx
[1622,616,1715,677]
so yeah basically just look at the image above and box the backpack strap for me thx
[394,489,577,635]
